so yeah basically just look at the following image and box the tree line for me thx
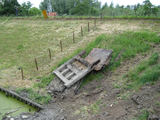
[39,0,101,15]
[39,0,160,17]
[0,0,41,16]
[0,0,159,17]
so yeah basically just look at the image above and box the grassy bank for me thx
[27,31,159,104]
[1,18,160,104]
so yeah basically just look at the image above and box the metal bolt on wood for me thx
[35,59,38,71]
[60,41,63,52]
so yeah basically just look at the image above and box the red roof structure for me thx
[47,12,57,16]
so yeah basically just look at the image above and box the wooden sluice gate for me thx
[0,86,44,110]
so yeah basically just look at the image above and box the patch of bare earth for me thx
[53,44,160,120]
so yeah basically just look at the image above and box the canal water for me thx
[0,91,37,119]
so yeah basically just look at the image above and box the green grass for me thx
[124,52,160,90]
[35,31,159,90]
[156,102,160,107]
[80,32,160,87]
[1,19,160,105]
[16,87,51,104]
[0,19,95,82]
[137,110,149,120]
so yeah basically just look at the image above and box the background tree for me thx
[73,0,90,15]
[101,2,108,11]
[120,5,124,15]
[132,4,138,17]
[143,0,152,16]
[1,0,20,16]
[20,1,32,15]
[39,0,50,11]
[109,1,114,8]
[152,6,159,18]
[28,7,41,16]
[90,7,99,16]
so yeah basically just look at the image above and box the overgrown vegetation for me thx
[75,99,101,115]
[27,31,159,104]
[16,87,51,104]
[1,18,160,105]
[123,52,160,90]
[137,110,149,120]
[80,32,160,87]
[38,0,160,18]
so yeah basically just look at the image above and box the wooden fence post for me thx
[88,22,89,32]
[73,32,75,43]
[21,68,24,80]
[49,49,51,59]
[101,13,102,21]
[60,41,63,52]
[81,26,83,36]
[35,59,38,71]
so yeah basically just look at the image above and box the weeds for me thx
[137,110,149,120]
[156,102,160,107]
[79,100,101,115]
[124,52,159,90]
[16,87,51,104]
[80,32,160,87]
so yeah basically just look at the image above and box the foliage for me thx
[0,0,20,16]
[20,1,32,15]
[124,52,160,90]
[39,0,49,11]
[143,0,152,16]
[16,87,51,104]
[0,0,36,16]
[137,110,149,120]
[73,0,90,15]
[80,32,160,87]
[89,7,100,16]
[152,6,159,18]
[40,0,101,15]
[28,7,42,16]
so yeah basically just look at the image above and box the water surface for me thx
[0,91,37,119]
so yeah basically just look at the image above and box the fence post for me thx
[49,49,51,59]
[73,32,75,43]
[35,59,38,71]
[94,19,96,27]
[88,22,89,32]
[60,41,63,52]
[81,26,83,36]
[21,68,24,80]
[101,13,102,21]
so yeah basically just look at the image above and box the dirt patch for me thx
[48,45,160,120]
